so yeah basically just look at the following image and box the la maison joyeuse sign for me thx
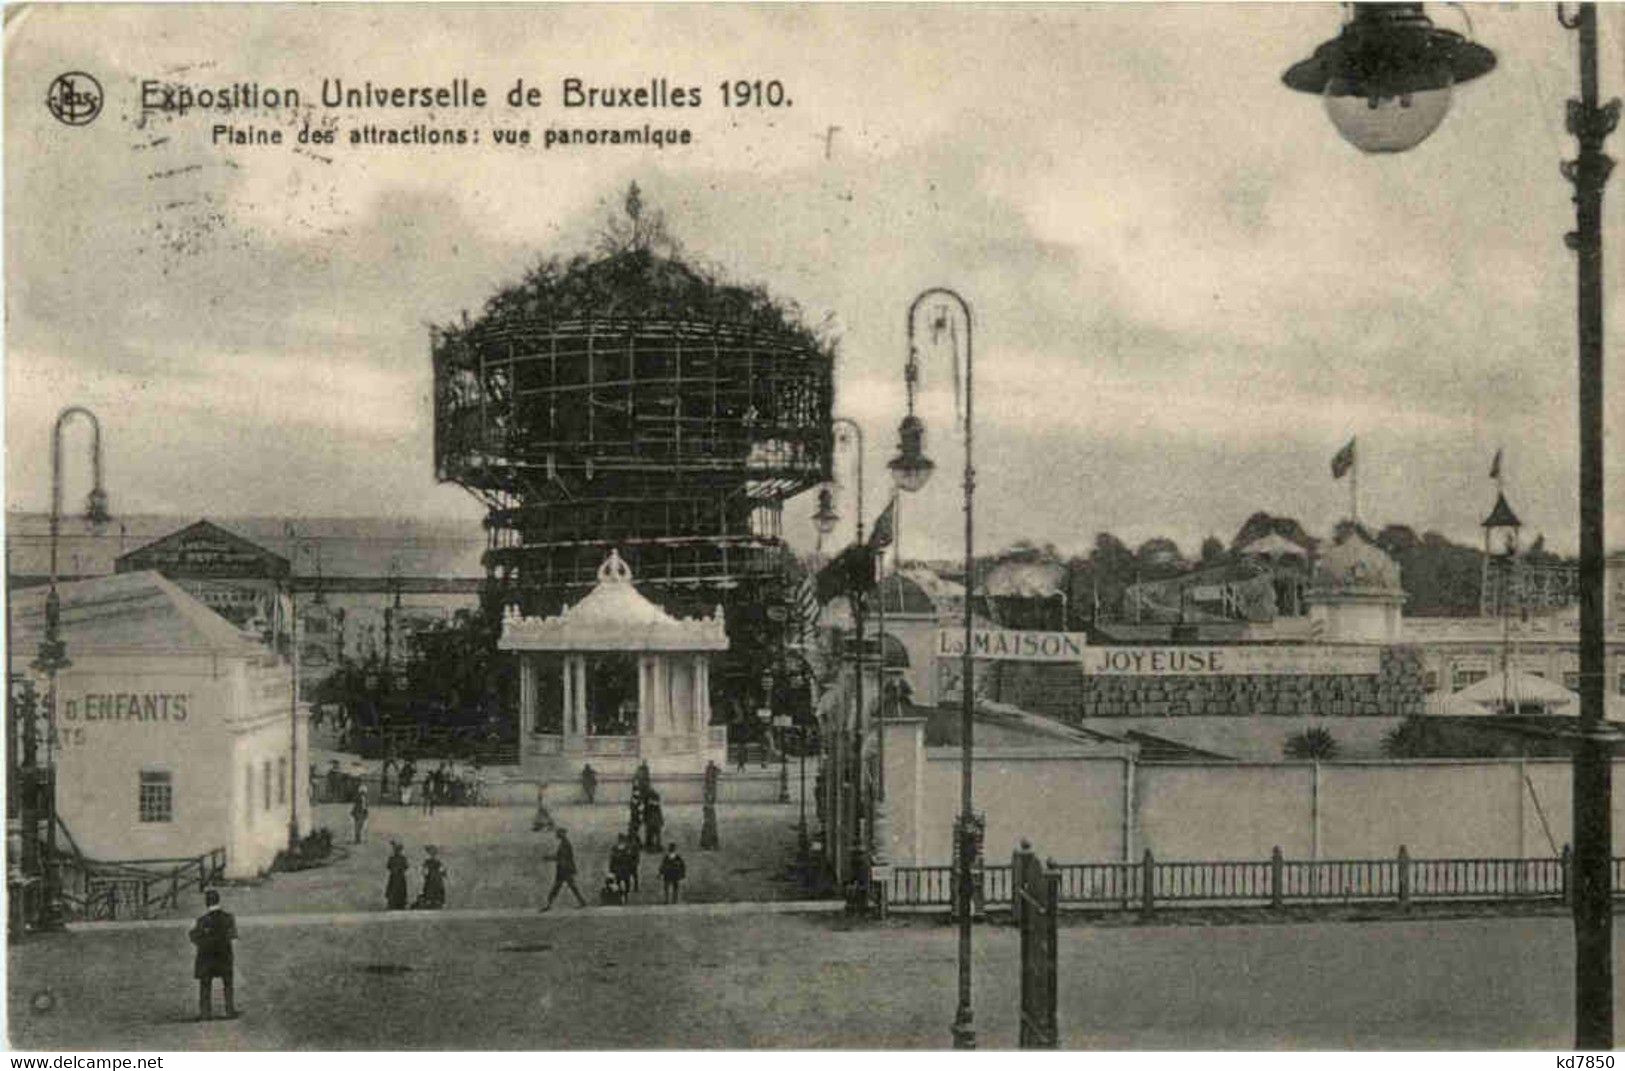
[935,631,1378,676]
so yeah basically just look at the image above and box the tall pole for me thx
[831,418,865,891]
[1562,1,1618,1050]
[35,406,109,933]
[285,526,301,852]
[907,288,976,1049]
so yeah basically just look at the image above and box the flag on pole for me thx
[1490,448,1503,481]
[868,495,897,550]
[1331,438,1356,480]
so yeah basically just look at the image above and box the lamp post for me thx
[283,525,304,853]
[815,418,868,890]
[1282,1,1617,1047]
[889,288,976,1049]
[33,406,111,932]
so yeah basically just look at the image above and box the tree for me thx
[1283,727,1338,760]
[1200,535,1226,565]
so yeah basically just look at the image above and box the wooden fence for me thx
[52,848,228,922]
[885,845,1592,912]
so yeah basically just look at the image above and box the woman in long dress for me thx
[385,841,409,910]
[416,846,447,909]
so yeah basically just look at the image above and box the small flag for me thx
[868,495,897,551]
[1490,448,1503,481]
[1331,438,1356,480]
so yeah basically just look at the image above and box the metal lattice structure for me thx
[433,308,833,688]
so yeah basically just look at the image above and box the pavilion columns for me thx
[561,655,588,742]
[519,654,538,735]
[694,656,711,732]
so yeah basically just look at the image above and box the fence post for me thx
[1140,848,1155,917]
[1270,846,1283,908]
[1397,845,1411,909]
[1561,843,1574,906]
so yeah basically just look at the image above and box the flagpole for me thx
[1350,441,1359,527]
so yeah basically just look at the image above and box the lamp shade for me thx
[811,486,840,536]
[1282,3,1495,155]
[887,415,935,493]
[84,486,111,528]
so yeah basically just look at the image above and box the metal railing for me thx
[886,845,1599,912]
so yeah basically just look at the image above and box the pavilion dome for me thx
[498,550,728,652]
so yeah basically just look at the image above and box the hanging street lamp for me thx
[1281,2,1496,153]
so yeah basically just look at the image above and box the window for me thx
[277,757,287,805]
[246,765,254,820]
[1566,672,1582,691]
[139,770,173,823]
[1452,666,1489,691]
[1618,672,1625,698]
[1422,670,1440,693]
[263,760,272,811]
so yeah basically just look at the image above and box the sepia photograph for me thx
[4,1,1625,1054]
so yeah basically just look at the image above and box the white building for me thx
[9,571,310,879]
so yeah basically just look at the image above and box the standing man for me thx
[658,843,687,904]
[540,827,587,911]
[189,890,238,1020]
[350,785,370,844]
[580,763,598,805]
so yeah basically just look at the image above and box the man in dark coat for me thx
[189,889,238,1020]
[658,843,687,904]
[643,790,664,850]
[539,827,586,911]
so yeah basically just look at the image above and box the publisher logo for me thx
[46,72,102,126]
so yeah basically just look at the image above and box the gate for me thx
[1013,841,1060,1049]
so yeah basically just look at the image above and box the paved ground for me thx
[218,799,813,915]
[6,909,1607,1050]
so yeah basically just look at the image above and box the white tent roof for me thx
[1451,671,1578,710]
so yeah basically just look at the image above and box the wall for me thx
[988,646,1426,721]
[55,651,233,867]
[880,716,1619,867]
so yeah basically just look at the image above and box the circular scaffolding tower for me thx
[432,249,835,704]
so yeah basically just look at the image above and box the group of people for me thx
[381,756,484,810]
[385,840,448,910]
[602,836,687,905]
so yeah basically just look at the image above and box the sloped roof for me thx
[498,550,728,652]
[8,570,267,670]
[1482,493,1523,531]
[7,512,487,580]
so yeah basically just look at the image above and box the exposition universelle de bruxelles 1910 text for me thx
[139,76,796,149]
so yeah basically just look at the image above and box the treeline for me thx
[915,511,1573,624]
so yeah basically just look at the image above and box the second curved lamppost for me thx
[888,288,977,1049]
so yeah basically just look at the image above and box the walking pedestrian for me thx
[626,832,642,893]
[580,763,598,804]
[415,846,447,909]
[350,785,370,844]
[189,890,238,1020]
[399,758,416,807]
[539,827,586,911]
[658,843,687,904]
[643,790,664,851]
[385,840,409,910]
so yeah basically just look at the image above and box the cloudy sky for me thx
[6,4,1623,563]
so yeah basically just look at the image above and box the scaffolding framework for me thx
[434,316,833,656]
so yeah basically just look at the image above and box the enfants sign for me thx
[934,631,1378,676]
